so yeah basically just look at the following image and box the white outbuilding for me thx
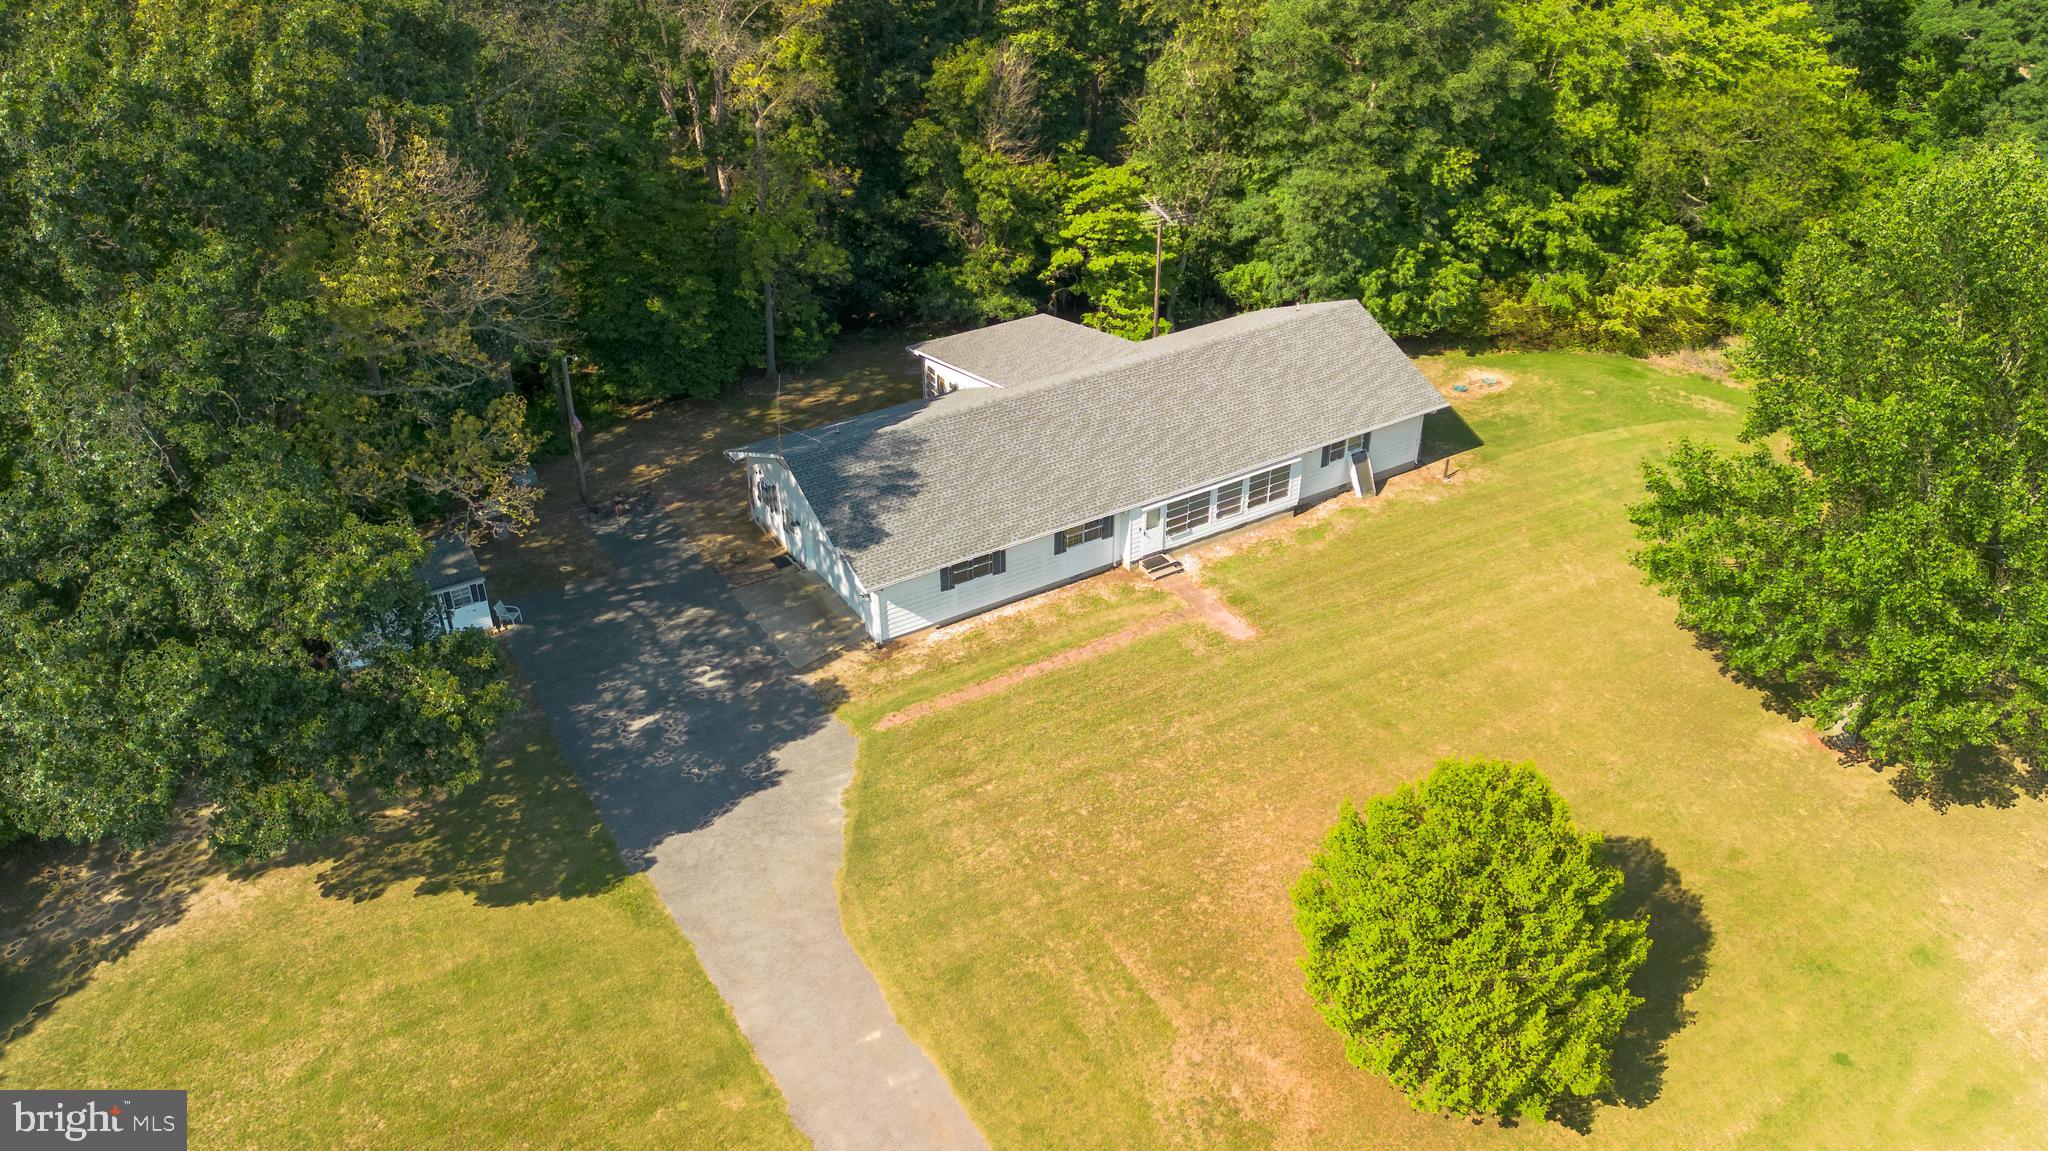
[416,534,495,633]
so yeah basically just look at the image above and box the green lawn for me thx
[838,351,2048,1150]
[0,697,806,1151]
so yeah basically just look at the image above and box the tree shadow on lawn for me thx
[300,714,626,907]
[0,812,224,1054]
[1883,745,2045,812]
[1551,836,1714,1133]
[0,707,621,1054]
[1686,635,2044,811]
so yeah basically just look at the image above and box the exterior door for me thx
[1127,507,1164,562]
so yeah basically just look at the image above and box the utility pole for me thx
[1151,217,1164,339]
[1143,197,1180,340]
[756,116,779,390]
[763,277,778,388]
[555,354,591,508]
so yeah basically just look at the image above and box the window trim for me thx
[1053,516,1113,555]
[1214,480,1244,520]
[1164,491,1213,538]
[1245,464,1291,509]
[1322,431,1374,467]
[939,548,1006,591]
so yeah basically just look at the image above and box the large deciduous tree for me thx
[1228,0,1544,335]
[1631,143,2048,794]
[1293,759,1649,1120]
[0,0,528,857]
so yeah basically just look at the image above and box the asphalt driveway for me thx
[501,508,987,1151]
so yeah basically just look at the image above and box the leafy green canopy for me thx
[0,0,528,857]
[1631,143,2048,788]
[1293,759,1649,1121]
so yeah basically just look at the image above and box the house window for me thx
[1165,492,1212,537]
[1215,481,1244,519]
[1246,465,1291,509]
[756,478,779,513]
[923,362,955,396]
[940,549,1006,590]
[1054,517,1113,554]
[1322,433,1373,467]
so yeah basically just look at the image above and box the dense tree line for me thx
[1,0,2038,852]
[1632,144,2047,795]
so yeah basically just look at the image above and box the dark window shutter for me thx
[1054,531,1067,555]
[471,582,488,603]
[940,565,955,591]
[992,549,1007,575]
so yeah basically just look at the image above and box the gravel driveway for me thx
[501,509,987,1151]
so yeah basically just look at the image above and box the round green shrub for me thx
[1292,758,1649,1121]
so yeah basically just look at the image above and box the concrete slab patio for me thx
[730,564,869,670]
[499,509,986,1151]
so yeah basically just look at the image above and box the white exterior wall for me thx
[1122,457,1306,562]
[917,356,1003,397]
[1297,413,1428,499]
[872,515,1122,642]
[430,580,494,632]
[747,458,877,634]
[751,409,1437,644]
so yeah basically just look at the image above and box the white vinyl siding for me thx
[748,457,873,632]
[430,580,494,632]
[875,514,1122,641]
[1147,460,1302,551]
[755,409,1435,644]
[1299,413,1428,499]
[917,357,1002,397]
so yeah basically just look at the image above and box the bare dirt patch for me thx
[1420,362,1516,403]
[481,337,922,596]
[1649,341,1742,386]
[866,566,1259,730]
[1157,568,1257,640]
[873,614,1182,731]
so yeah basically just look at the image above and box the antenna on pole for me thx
[1143,197,1183,340]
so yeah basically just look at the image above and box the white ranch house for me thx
[726,300,1446,643]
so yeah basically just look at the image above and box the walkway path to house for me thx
[499,508,987,1151]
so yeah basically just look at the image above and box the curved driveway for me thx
[502,509,987,1151]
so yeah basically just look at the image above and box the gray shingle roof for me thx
[416,534,482,590]
[909,313,1139,386]
[733,301,1445,589]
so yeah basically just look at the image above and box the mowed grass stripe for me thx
[838,351,2048,1151]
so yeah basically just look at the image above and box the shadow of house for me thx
[1417,405,1483,469]
[0,812,224,1051]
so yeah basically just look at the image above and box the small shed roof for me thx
[417,534,482,590]
[909,313,1139,387]
[734,301,1446,589]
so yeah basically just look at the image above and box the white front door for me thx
[1126,507,1164,563]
